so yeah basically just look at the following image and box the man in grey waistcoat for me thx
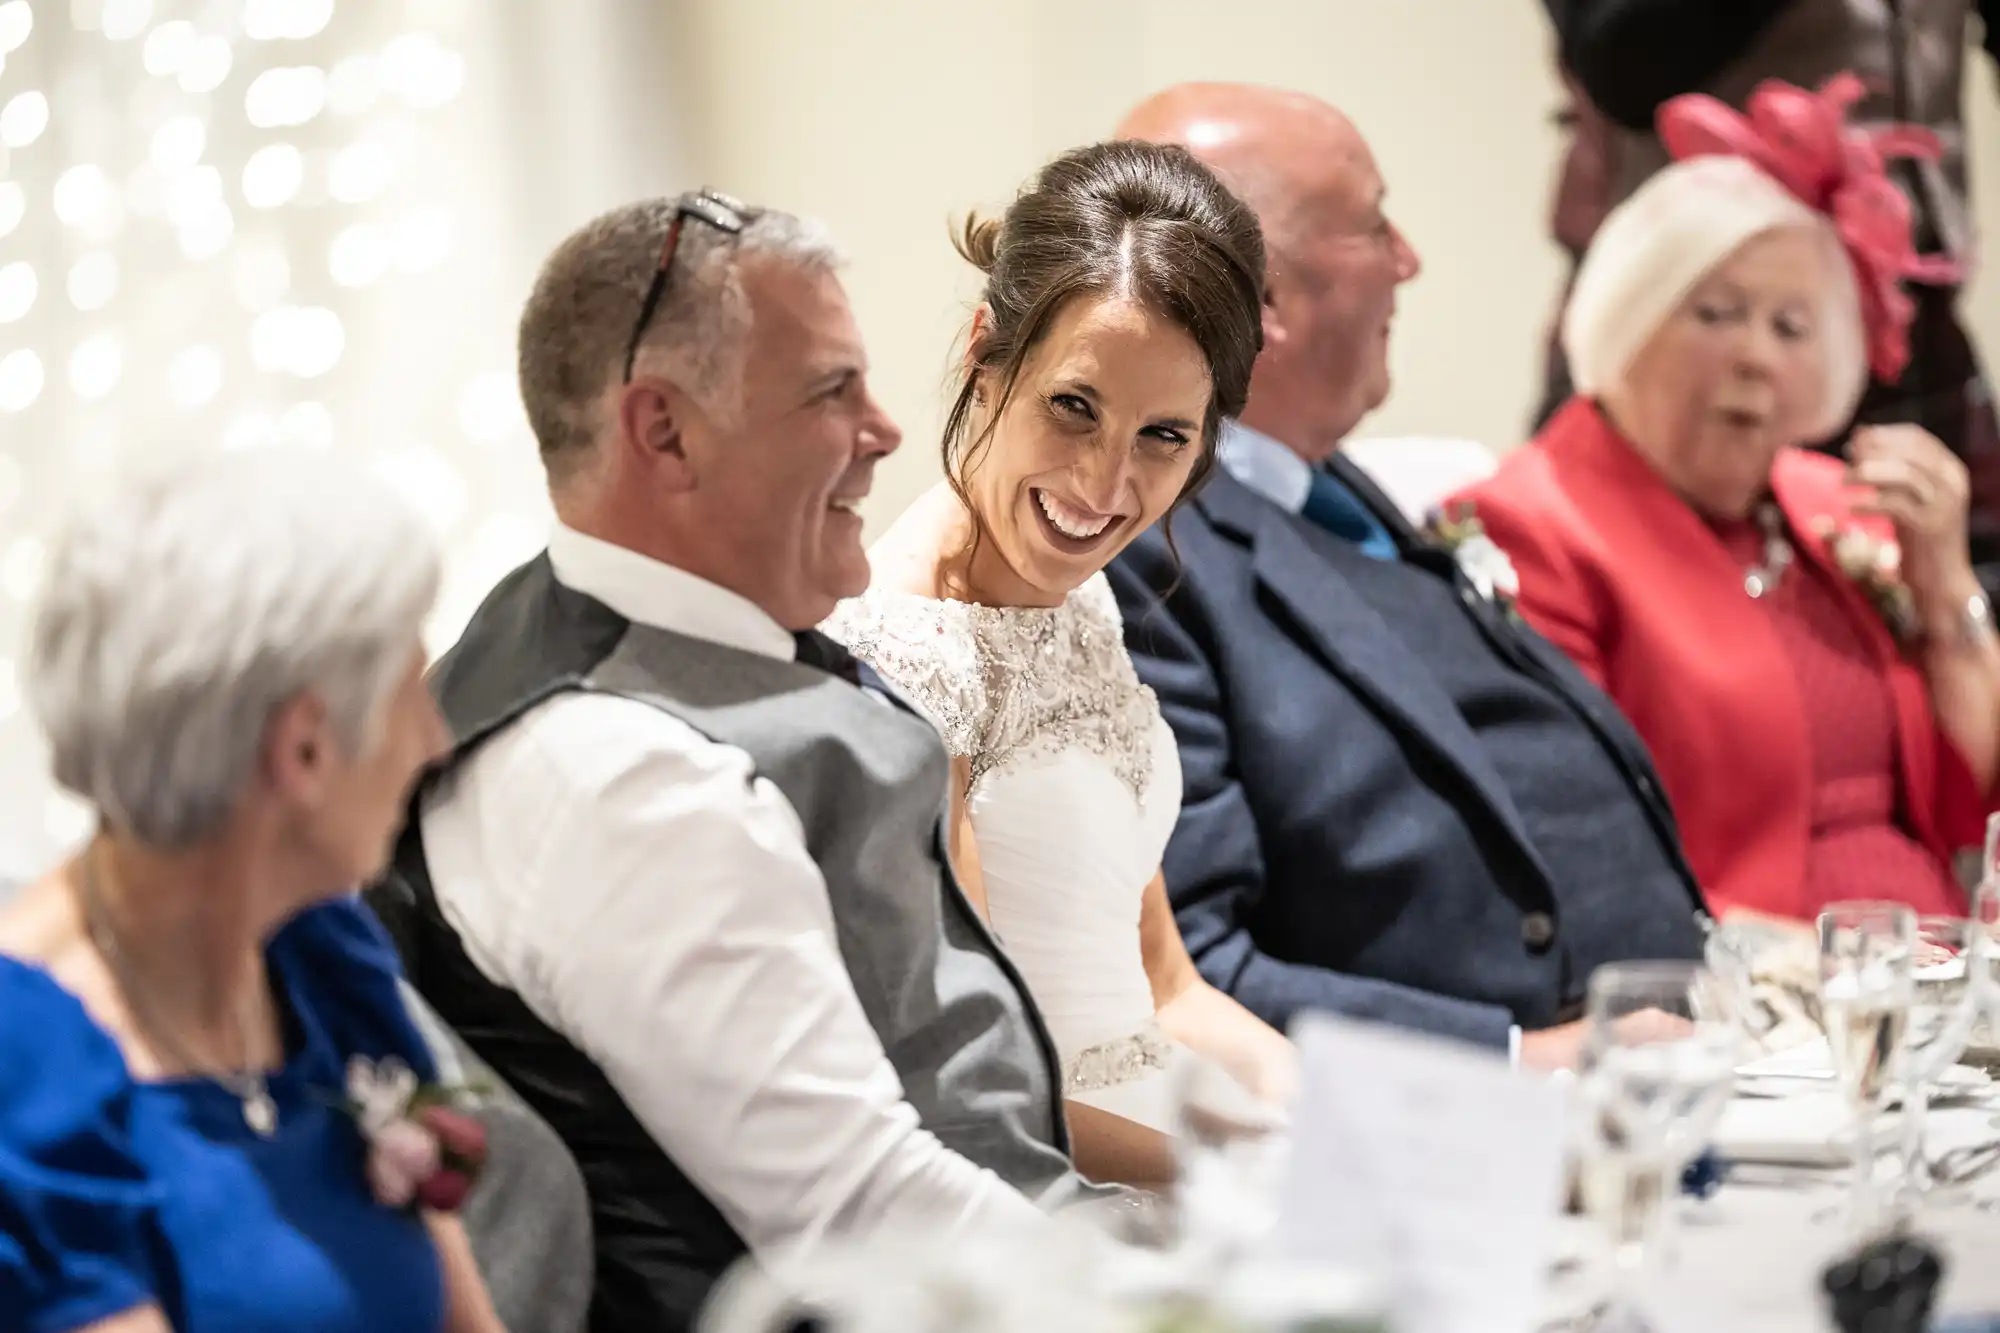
[369,190,1094,1333]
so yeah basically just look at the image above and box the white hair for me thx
[1563,155,1869,442]
[26,449,442,846]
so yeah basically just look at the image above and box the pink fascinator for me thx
[1657,72,1960,383]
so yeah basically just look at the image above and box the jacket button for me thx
[1521,912,1556,951]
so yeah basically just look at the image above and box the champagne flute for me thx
[1817,901,1917,1236]
[1574,961,1742,1322]
[1892,916,1978,1209]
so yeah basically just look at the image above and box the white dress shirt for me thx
[1217,419,1314,514]
[420,524,1046,1266]
[1219,420,1499,527]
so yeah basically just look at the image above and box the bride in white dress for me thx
[826,141,1292,1186]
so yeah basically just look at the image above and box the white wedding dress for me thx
[826,572,1195,1132]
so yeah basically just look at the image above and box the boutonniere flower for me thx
[347,1056,491,1213]
[1426,503,1521,607]
[1810,516,1920,643]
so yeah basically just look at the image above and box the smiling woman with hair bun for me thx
[825,138,1292,1188]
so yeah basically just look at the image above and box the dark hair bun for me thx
[953,214,1002,275]
[954,140,1265,431]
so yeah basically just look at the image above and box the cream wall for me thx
[683,0,2000,534]
[0,2,704,870]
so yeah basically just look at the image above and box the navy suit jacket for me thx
[1106,460,1707,1048]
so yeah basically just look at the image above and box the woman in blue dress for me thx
[0,451,505,1333]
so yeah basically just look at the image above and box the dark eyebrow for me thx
[1056,379,1197,433]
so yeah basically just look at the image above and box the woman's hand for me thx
[1848,424,1978,620]
[1138,871,1295,1105]
[1852,424,2000,795]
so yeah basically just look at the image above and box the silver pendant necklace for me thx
[77,845,279,1138]
[1743,501,1794,599]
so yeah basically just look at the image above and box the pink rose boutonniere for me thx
[1811,516,1919,644]
[347,1056,491,1213]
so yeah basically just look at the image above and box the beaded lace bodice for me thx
[825,572,1189,1130]
[826,573,1159,802]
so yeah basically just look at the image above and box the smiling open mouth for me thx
[1032,488,1125,553]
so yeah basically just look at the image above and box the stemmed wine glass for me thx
[1890,915,1979,1210]
[1573,961,1743,1325]
[1817,901,1917,1235]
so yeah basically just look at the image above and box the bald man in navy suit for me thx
[1108,83,1709,1069]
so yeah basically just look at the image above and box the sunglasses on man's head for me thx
[621,188,751,383]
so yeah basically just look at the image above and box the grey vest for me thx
[377,554,1082,1333]
[1610,0,1974,265]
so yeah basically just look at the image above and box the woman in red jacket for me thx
[1453,75,2000,922]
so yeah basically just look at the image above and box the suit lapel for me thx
[1770,455,1944,850]
[1312,453,1645,758]
[1200,475,1551,879]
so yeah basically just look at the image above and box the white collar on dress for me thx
[546,523,796,662]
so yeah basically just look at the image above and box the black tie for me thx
[792,629,863,687]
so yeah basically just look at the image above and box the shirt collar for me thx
[1218,419,1314,514]
[546,523,797,662]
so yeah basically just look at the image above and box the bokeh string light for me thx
[0,0,551,870]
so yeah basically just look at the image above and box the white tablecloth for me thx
[1546,1102,2000,1331]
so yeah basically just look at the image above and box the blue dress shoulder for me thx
[0,896,446,1333]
